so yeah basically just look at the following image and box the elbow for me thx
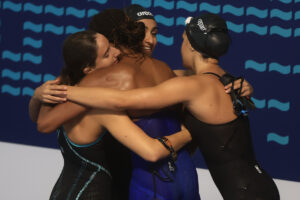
[37,119,55,134]
[143,149,162,162]
[29,114,37,123]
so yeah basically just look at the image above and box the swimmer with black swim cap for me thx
[125,4,158,56]
[184,13,230,59]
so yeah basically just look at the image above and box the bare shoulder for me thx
[79,63,136,90]
[164,75,200,89]
[151,58,176,79]
[198,74,225,90]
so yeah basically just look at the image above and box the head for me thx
[125,4,158,56]
[182,13,231,68]
[89,8,145,56]
[60,31,120,85]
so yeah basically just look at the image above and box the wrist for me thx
[66,86,72,100]
[32,88,41,101]
[157,136,177,161]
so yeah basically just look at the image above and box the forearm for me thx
[140,128,192,162]
[37,104,55,133]
[165,128,192,152]
[37,102,88,133]
[67,77,190,111]
[29,79,67,122]
[100,111,187,162]
[29,97,42,122]
[173,69,194,77]
[67,86,127,110]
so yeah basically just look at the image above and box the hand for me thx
[224,78,254,97]
[33,79,67,104]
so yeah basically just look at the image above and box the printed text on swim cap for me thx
[197,19,207,32]
[137,11,153,17]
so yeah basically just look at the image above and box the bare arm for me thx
[37,101,87,133]
[36,66,136,133]
[173,70,253,96]
[67,76,199,111]
[29,96,42,122]
[173,69,194,77]
[29,79,67,122]
[98,110,191,162]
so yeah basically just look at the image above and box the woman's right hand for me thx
[33,79,67,104]
[224,78,253,97]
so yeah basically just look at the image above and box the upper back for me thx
[64,55,176,143]
[187,73,237,124]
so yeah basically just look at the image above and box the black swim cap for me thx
[125,4,155,21]
[185,13,230,59]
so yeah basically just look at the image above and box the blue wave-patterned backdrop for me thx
[0,0,299,182]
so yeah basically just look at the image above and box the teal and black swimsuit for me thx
[50,128,113,200]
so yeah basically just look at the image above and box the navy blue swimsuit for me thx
[130,110,200,200]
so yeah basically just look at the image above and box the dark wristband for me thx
[157,136,177,161]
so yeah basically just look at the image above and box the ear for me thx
[189,46,195,52]
[83,66,94,74]
[187,42,195,52]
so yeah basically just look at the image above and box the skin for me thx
[28,33,120,121]
[29,15,252,156]
[137,18,253,94]
[35,33,191,162]
[139,18,158,56]
[62,30,279,200]
[29,16,252,117]
[64,31,242,126]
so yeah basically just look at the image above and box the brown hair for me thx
[60,30,98,85]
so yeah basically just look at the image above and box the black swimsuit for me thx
[183,73,280,200]
[50,128,112,200]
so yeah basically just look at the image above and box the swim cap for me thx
[125,4,155,21]
[185,13,230,59]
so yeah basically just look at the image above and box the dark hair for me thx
[185,13,231,59]
[60,30,98,85]
[89,9,145,55]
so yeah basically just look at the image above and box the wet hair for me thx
[125,4,155,21]
[89,8,145,55]
[60,30,98,85]
[185,13,231,59]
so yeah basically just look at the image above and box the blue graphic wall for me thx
[0,0,299,182]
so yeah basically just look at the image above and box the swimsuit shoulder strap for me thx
[203,72,222,79]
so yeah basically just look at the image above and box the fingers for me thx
[224,79,242,93]
[48,84,67,91]
[42,94,67,104]
[48,89,67,97]
[232,79,243,90]
[43,99,64,104]
[224,82,232,93]
[35,80,68,103]
[55,76,62,83]
[46,79,59,85]
[224,78,254,97]
[240,84,253,97]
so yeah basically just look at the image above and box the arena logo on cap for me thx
[137,11,153,17]
[197,18,207,33]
